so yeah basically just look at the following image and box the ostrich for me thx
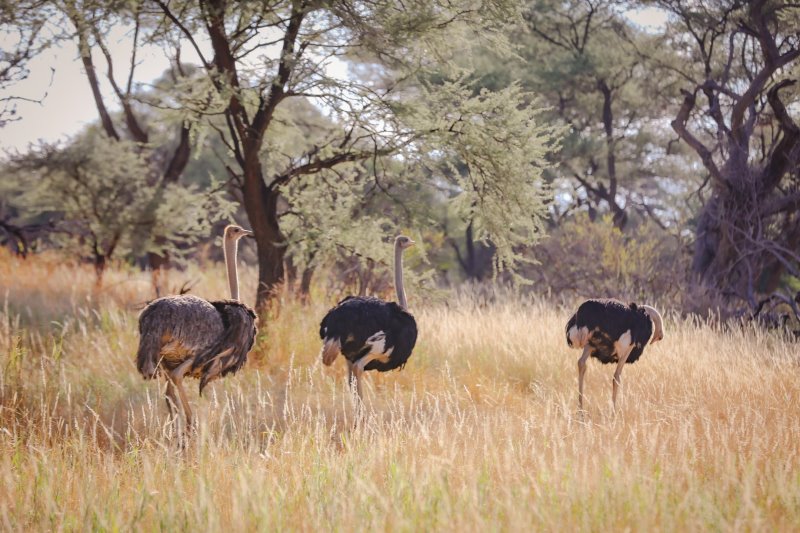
[319,235,418,399]
[136,224,258,432]
[566,298,664,410]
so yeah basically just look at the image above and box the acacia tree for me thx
[6,132,233,284]
[493,0,682,230]
[57,0,194,184]
[4,0,210,289]
[150,0,556,309]
[652,0,800,305]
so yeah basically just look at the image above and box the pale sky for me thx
[626,6,669,31]
[0,27,181,154]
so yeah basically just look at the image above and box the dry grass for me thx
[1,248,800,531]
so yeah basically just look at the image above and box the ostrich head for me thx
[395,235,415,250]
[641,305,665,344]
[224,224,253,242]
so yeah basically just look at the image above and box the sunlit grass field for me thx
[1,248,799,530]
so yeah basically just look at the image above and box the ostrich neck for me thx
[224,238,240,300]
[394,244,408,310]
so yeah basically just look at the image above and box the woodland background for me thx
[2,2,800,530]
[1,0,799,320]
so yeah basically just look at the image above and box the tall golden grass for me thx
[1,247,799,530]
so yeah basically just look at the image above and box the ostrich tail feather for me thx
[136,327,161,379]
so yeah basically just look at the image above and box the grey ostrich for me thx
[136,225,258,432]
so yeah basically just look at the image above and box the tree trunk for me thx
[241,160,285,310]
[148,251,169,297]
[76,34,119,141]
[690,199,718,279]
[284,254,298,289]
[299,265,314,301]
[453,220,495,281]
[690,158,800,305]
[93,254,107,287]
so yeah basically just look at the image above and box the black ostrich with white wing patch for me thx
[319,236,417,398]
[566,298,665,410]
[320,296,417,371]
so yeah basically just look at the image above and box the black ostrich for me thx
[136,225,257,432]
[319,235,418,399]
[566,298,664,410]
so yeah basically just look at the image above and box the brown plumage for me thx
[136,225,257,432]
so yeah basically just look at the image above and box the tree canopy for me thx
[2,0,800,316]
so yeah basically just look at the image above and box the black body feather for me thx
[566,298,653,365]
[320,296,417,372]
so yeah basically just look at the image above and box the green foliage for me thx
[275,76,558,288]
[126,0,562,304]
[469,0,689,230]
[5,133,234,277]
[404,80,558,278]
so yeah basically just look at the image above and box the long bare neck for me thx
[394,243,408,310]
[642,305,663,336]
[224,237,240,300]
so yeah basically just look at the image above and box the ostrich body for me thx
[136,225,257,431]
[319,235,418,399]
[565,298,664,410]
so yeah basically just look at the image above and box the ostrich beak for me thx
[243,230,254,239]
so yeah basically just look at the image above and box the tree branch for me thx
[268,146,394,190]
[671,89,724,184]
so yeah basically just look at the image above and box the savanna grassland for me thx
[1,249,799,531]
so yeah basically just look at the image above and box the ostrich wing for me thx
[363,302,417,372]
[192,300,258,394]
[137,295,225,376]
[320,297,417,371]
[320,297,390,355]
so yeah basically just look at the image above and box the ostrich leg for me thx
[170,358,195,434]
[351,352,389,400]
[577,346,591,410]
[611,333,634,411]
[165,380,179,423]
[354,366,365,400]
[612,349,633,412]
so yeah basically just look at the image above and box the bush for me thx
[526,214,688,304]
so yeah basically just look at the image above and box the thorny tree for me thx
[62,0,199,288]
[150,0,554,310]
[520,0,665,230]
[6,133,232,285]
[0,1,58,127]
[654,0,800,306]
[3,1,206,289]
